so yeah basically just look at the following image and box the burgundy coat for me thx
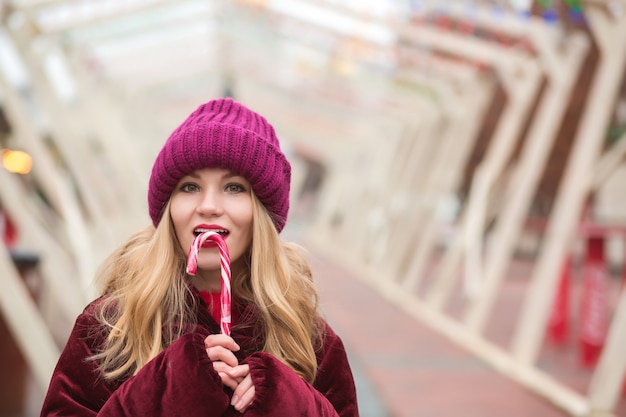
[41,294,359,417]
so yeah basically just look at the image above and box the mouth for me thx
[193,227,229,238]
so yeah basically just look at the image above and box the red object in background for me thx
[579,235,609,367]
[1,211,18,248]
[433,13,451,31]
[456,19,475,35]
[548,259,570,345]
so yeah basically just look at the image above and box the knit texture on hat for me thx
[148,98,291,232]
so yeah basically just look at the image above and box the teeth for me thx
[194,228,228,236]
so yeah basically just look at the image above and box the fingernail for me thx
[231,395,239,406]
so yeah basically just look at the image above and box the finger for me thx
[213,362,244,384]
[217,372,240,391]
[204,334,240,351]
[227,364,250,379]
[206,346,239,367]
[212,361,233,375]
[206,345,238,363]
[232,375,255,412]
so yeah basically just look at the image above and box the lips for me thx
[193,225,229,248]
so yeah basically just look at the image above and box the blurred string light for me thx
[564,0,585,22]
[235,0,396,45]
[267,0,395,46]
[407,0,586,24]
[0,27,29,89]
[43,47,78,104]
[535,0,560,25]
[1,149,33,175]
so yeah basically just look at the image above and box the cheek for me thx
[238,205,254,237]
[169,201,188,245]
[169,208,181,233]
[232,202,253,247]
[170,221,186,250]
[169,195,192,224]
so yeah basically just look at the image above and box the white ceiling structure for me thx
[0,0,549,168]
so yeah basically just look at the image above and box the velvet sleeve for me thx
[242,324,359,417]
[40,312,232,417]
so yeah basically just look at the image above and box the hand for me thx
[204,334,256,412]
[228,365,255,413]
[204,334,241,389]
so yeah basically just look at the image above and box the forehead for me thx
[179,168,250,184]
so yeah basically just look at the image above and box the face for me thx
[170,168,253,289]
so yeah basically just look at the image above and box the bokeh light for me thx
[2,149,33,174]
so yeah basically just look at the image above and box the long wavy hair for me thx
[90,192,321,383]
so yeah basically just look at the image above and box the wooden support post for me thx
[591,130,626,191]
[8,22,146,252]
[0,75,97,297]
[0,244,60,391]
[463,31,589,333]
[359,96,443,270]
[424,67,542,309]
[399,75,494,291]
[384,79,464,278]
[7,26,113,211]
[0,166,86,321]
[512,5,626,375]
[311,96,439,259]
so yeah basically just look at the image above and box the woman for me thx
[40,98,359,416]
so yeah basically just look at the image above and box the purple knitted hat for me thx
[148,98,291,232]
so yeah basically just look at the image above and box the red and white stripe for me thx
[186,231,232,336]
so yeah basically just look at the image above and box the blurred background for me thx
[1,0,626,416]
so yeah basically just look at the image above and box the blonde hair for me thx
[240,195,320,382]
[91,193,321,383]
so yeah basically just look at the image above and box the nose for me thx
[196,187,224,217]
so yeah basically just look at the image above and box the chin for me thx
[196,262,222,273]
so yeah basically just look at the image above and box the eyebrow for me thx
[185,171,245,180]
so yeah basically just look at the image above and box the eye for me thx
[179,183,200,193]
[225,183,247,193]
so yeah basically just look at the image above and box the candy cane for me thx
[186,231,232,335]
